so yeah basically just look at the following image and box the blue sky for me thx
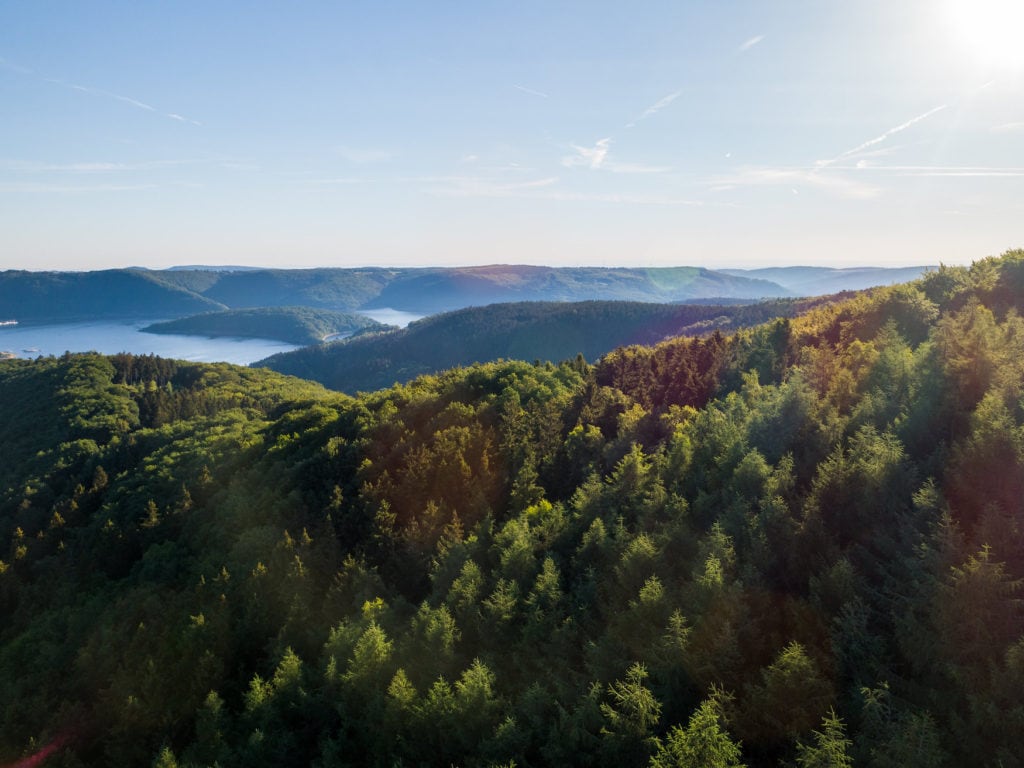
[1,0,1021,270]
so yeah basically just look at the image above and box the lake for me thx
[0,320,300,366]
[0,308,427,366]
[359,307,424,327]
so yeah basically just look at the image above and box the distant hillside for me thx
[1,264,920,328]
[142,307,389,346]
[0,269,225,323]
[256,297,834,393]
[721,265,932,296]
[0,266,792,324]
[363,265,790,313]
[183,268,398,310]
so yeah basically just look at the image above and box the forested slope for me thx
[0,270,225,322]
[360,266,790,313]
[2,251,1024,767]
[142,307,388,346]
[256,298,834,394]
[1,265,796,326]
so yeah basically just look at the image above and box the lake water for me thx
[0,307,426,366]
[0,320,300,366]
[360,307,424,327]
[321,307,425,342]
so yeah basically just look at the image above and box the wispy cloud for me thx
[430,175,701,206]
[65,81,203,123]
[605,162,672,174]
[561,138,669,173]
[992,122,1024,133]
[513,84,549,99]
[712,158,1024,200]
[626,90,681,128]
[3,57,201,125]
[817,105,947,168]
[563,138,611,169]
[2,159,195,173]
[447,176,559,194]
[848,164,1024,178]
[0,181,159,194]
[738,35,765,53]
[535,190,703,206]
[104,90,155,111]
[713,166,881,199]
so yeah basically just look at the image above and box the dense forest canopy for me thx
[255,298,839,394]
[2,251,1024,767]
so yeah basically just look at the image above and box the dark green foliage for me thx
[2,249,1024,767]
[258,298,828,394]
[0,269,225,322]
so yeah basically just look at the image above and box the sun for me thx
[944,0,1024,70]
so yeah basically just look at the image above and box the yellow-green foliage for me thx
[4,251,1024,767]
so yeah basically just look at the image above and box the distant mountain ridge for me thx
[0,264,931,325]
[721,265,933,296]
[0,269,225,323]
[358,265,791,313]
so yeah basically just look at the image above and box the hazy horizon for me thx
[2,1,1021,271]
[0,261,940,274]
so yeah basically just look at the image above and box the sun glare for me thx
[944,0,1024,69]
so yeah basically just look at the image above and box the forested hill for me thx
[0,269,225,322]
[1,265,789,324]
[142,307,389,346]
[256,297,837,394]
[1,265,935,325]
[357,266,790,314]
[3,250,1024,766]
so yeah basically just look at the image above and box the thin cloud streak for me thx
[513,84,550,99]
[818,105,947,168]
[561,139,669,173]
[0,182,159,193]
[107,91,156,111]
[606,162,672,174]
[627,90,681,127]
[828,164,1024,177]
[167,113,201,125]
[563,138,611,169]
[427,175,560,198]
[714,166,881,199]
[738,35,765,53]
[2,159,199,173]
[430,175,702,206]
[6,57,201,125]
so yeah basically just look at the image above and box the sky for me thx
[1,0,1022,271]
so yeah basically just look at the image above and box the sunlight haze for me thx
[1,0,1021,270]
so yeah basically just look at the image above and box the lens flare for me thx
[944,0,1024,69]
